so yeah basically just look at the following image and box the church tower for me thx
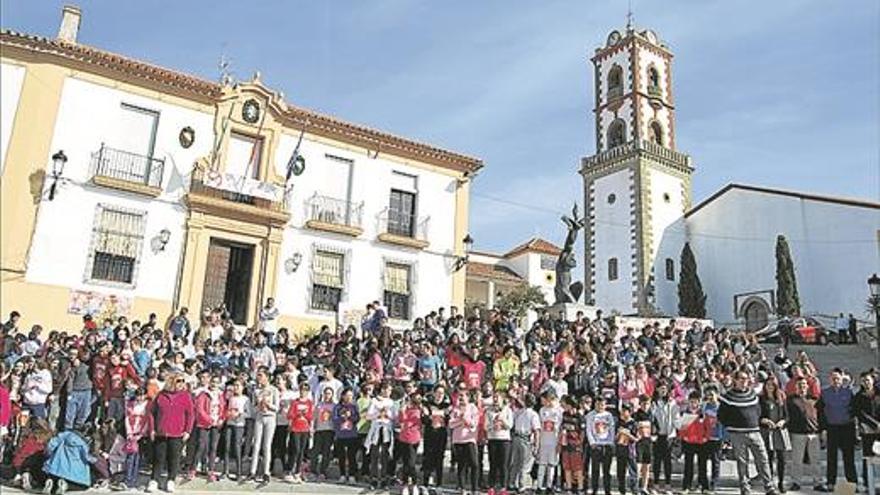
[581,24,694,315]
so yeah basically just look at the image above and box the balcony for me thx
[304,194,364,237]
[186,168,290,226]
[91,144,164,197]
[377,209,430,249]
[581,139,692,175]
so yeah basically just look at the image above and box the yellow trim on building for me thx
[451,179,470,307]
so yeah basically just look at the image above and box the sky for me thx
[2,1,878,254]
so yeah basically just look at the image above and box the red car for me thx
[786,317,836,345]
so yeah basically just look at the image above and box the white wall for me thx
[591,168,635,313]
[0,62,26,174]
[686,188,880,323]
[597,49,633,152]
[648,167,687,314]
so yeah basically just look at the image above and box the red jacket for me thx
[151,390,194,438]
[678,410,713,445]
[91,355,111,395]
[104,363,140,401]
[194,389,227,429]
[0,384,10,428]
[13,435,46,469]
[288,398,314,433]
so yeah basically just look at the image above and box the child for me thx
[510,393,540,493]
[449,389,480,495]
[192,374,226,482]
[485,391,513,495]
[615,404,639,495]
[311,386,336,480]
[286,382,313,484]
[396,393,423,495]
[123,387,152,490]
[365,382,396,490]
[633,395,654,495]
[421,384,450,491]
[224,380,251,481]
[586,396,616,495]
[560,396,585,495]
[332,387,360,484]
[536,390,563,494]
[676,391,711,494]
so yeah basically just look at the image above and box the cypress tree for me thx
[775,234,801,317]
[677,242,707,318]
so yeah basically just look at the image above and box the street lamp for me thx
[47,150,68,201]
[453,234,474,272]
[869,273,880,367]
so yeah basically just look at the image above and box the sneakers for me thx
[208,473,217,483]
[284,474,295,483]
[488,489,496,495]
[403,486,411,495]
[57,479,68,495]
[146,480,158,493]
[42,478,54,494]
[166,480,176,493]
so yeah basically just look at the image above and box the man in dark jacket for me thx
[852,371,880,490]
[816,368,857,491]
[719,370,777,495]
[786,377,821,491]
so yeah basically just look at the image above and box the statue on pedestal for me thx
[554,204,586,304]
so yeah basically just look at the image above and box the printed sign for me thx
[612,316,714,341]
[67,290,133,319]
[204,172,283,202]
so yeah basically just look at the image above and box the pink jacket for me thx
[450,403,480,444]
[151,390,195,438]
[397,405,422,445]
[194,389,227,429]
[0,384,10,428]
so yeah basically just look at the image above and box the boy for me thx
[677,391,710,494]
[560,396,586,494]
[633,395,653,495]
[586,396,616,495]
[616,404,638,495]
[537,391,563,494]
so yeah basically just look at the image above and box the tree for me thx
[677,242,707,318]
[775,234,801,317]
[495,284,547,321]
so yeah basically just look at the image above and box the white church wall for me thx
[686,188,880,324]
[592,168,635,313]
[0,62,26,175]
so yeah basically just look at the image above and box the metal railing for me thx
[92,144,164,188]
[379,209,430,241]
[582,138,692,170]
[189,168,287,213]
[305,194,364,229]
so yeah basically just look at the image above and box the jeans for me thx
[23,402,47,419]
[250,415,276,477]
[591,444,614,495]
[370,440,392,484]
[311,430,334,476]
[706,439,723,489]
[682,442,709,491]
[510,435,535,490]
[790,432,821,485]
[125,452,140,487]
[398,442,418,483]
[194,427,220,474]
[336,437,360,478]
[652,435,672,486]
[65,390,91,430]
[152,437,184,483]
[616,445,637,494]
[729,430,773,494]
[487,439,511,489]
[106,397,125,423]
[223,425,245,477]
[454,442,478,492]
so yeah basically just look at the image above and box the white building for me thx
[582,24,880,328]
[0,7,481,333]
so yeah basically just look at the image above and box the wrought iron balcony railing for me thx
[306,194,364,229]
[378,209,430,242]
[92,144,164,189]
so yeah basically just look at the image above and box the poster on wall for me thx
[204,172,283,202]
[337,305,367,339]
[67,290,133,320]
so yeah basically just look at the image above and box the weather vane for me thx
[626,0,634,31]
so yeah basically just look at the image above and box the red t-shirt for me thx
[288,398,314,433]
[460,361,486,390]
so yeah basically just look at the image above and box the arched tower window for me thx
[607,65,623,98]
[665,258,675,281]
[649,121,664,146]
[608,120,626,149]
[648,66,661,96]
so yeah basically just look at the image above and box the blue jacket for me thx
[43,431,94,486]
[818,386,854,427]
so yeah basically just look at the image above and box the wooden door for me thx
[202,241,231,313]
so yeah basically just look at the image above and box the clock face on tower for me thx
[242,98,260,124]
[607,31,621,47]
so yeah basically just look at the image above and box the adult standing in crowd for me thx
[852,371,880,490]
[817,368,857,491]
[786,377,822,491]
[147,373,194,493]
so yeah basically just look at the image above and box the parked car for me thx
[755,317,837,345]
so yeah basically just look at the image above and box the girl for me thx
[421,384,450,491]
[365,382,396,490]
[759,376,789,493]
[223,380,251,481]
[560,396,585,494]
[311,386,336,480]
[192,375,226,482]
[536,390,563,494]
[485,391,513,495]
[356,383,375,480]
[396,393,424,495]
[333,388,360,484]
[123,387,152,490]
[286,382,313,484]
[449,389,480,495]
[272,375,296,478]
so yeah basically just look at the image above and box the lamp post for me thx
[454,234,474,272]
[869,273,880,367]
[48,150,68,200]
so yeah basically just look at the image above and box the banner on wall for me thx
[67,290,133,319]
[338,305,367,339]
[204,172,283,202]
[612,316,715,341]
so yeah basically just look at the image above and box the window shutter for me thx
[95,209,144,258]
[313,251,344,289]
[384,263,410,294]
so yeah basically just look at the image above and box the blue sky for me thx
[3,1,878,253]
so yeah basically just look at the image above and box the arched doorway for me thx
[744,300,770,331]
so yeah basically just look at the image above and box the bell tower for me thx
[580,24,694,316]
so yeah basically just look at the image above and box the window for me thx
[608,65,623,98]
[608,258,619,281]
[226,132,262,179]
[115,103,159,159]
[665,258,675,281]
[311,251,344,311]
[650,122,664,146]
[663,192,671,203]
[383,263,411,320]
[608,120,626,149]
[607,193,616,204]
[648,67,661,94]
[388,189,416,237]
[88,206,146,285]
[540,255,556,270]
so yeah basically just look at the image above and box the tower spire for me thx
[626,0,634,32]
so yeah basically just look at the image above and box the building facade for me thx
[583,24,880,327]
[0,7,481,332]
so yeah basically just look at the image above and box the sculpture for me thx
[554,204,586,304]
